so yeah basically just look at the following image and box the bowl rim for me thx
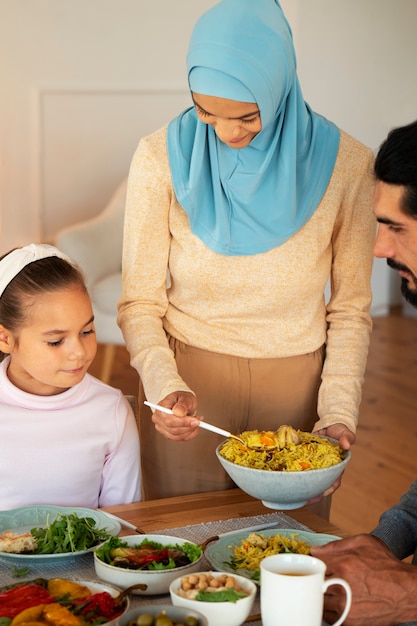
[169,569,257,602]
[93,533,203,573]
[215,436,350,475]
[119,604,209,625]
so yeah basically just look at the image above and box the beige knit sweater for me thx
[118,126,376,433]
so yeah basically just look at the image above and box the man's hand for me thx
[311,534,417,626]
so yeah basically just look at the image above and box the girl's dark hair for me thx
[374,119,417,218]
[0,254,87,361]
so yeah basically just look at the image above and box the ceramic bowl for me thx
[94,534,203,595]
[169,571,257,626]
[119,605,208,626]
[216,439,350,509]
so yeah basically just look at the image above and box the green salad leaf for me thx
[195,588,248,603]
[94,536,202,570]
[30,513,112,554]
[12,566,30,578]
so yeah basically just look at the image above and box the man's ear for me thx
[0,325,15,354]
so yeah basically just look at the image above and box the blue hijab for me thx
[167,0,340,256]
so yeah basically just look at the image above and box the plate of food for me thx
[205,528,340,583]
[0,505,121,561]
[0,577,129,624]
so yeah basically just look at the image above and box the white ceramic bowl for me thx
[119,605,208,626]
[169,571,257,626]
[216,439,350,509]
[94,534,203,595]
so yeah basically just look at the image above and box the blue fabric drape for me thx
[167,0,340,256]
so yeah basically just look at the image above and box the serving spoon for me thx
[144,401,277,451]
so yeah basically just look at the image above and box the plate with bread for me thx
[0,504,121,561]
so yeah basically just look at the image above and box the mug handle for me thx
[322,577,352,626]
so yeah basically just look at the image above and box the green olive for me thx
[155,617,174,626]
[184,618,199,626]
[136,614,154,626]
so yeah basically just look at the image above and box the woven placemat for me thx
[0,511,315,626]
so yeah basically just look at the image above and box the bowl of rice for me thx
[216,426,350,509]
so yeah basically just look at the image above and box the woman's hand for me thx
[150,391,201,441]
[306,423,355,504]
[314,422,356,450]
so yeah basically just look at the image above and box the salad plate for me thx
[0,504,121,562]
[205,527,340,583]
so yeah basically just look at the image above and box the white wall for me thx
[1,0,416,312]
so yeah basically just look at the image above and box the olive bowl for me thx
[118,604,208,626]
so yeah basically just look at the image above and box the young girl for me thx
[0,243,141,510]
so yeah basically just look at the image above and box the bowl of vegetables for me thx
[120,605,208,626]
[0,577,129,626]
[94,534,204,595]
[169,571,256,626]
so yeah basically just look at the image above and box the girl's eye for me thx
[47,340,63,347]
[82,328,95,337]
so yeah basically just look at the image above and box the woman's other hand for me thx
[151,391,201,441]
[314,422,356,450]
[307,422,355,504]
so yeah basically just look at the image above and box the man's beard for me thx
[387,258,417,307]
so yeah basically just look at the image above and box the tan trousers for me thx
[138,339,328,514]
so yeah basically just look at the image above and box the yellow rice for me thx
[232,531,310,572]
[219,429,345,471]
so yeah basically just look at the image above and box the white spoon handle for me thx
[197,420,232,438]
[144,401,231,438]
[144,401,174,415]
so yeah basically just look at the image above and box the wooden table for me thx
[0,490,346,626]
[101,488,349,538]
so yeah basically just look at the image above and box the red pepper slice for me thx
[0,583,54,617]
[71,592,124,622]
[112,547,169,566]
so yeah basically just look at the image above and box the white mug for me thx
[260,553,352,626]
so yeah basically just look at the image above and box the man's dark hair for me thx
[374,119,417,218]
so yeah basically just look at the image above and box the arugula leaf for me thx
[12,566,30,578]
[94,536,202,569]
[30,513,112,554]
[195,588,248,603]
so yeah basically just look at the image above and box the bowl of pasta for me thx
[216,425,350,509]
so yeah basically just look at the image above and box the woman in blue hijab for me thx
[119,0,375,511]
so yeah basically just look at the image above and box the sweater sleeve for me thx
[314,136,376,433]
[371,478,417,562]
[118,129,193,403]
[98,394,142,507]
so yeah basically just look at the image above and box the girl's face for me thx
[4,285,97,396]
[192,92,262,148]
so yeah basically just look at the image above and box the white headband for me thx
[0,243,73,298]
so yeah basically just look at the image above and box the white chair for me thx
[55,178,127,383]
